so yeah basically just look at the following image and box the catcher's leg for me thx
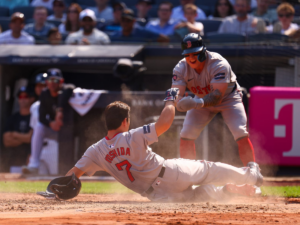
[180,107,216,159]
[220,90,255,166]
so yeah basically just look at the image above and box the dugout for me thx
[0,44,298,175]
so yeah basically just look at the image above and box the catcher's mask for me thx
[47,173,81,200]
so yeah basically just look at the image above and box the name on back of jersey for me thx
[105,147,131,163]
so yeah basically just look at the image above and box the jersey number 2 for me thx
[115,160,135,182]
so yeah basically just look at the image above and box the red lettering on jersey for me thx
[207,85,211,91]
[113,149,118,157]
[121,147,125,155]
[202,87,209,94]
[126,148,130,156]
[105,155,113,163]
[191,87,197,93]
[116,148,120,156]
[196,86,204,94]
[109,151,116,160]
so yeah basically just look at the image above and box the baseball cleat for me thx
[247,162,263,187]
[22,166,38,175]
[225,184,257,197]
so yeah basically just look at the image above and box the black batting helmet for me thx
[181,33,206,62]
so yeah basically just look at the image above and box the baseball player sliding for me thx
[172,33,255,166]
[43,91,263,202]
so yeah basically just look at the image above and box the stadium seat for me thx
[198,5,212,17]
[0,17,11,31]
[76,0,95,7]
[0,6,9,17]
[196,0,218,7]
[11,6,53,21]
[47,19,62,27]
[247,33,289,42]
[198,19,222,35]
[206,33,246,43]
[11,6,35,20]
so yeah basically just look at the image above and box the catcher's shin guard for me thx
[180,138,196,159]
[237,137,255,166]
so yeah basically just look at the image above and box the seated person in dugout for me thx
[65,90,263,202]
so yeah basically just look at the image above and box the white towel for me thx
[69,88,107,116]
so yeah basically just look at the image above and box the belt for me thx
[145,166,165,195]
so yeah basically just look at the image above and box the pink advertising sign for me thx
[249,87,300,166]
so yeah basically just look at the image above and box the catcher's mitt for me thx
[37,173,81,200]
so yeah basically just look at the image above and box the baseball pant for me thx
[180,88,248,141]
[144,158,257,202]
[28,122,58,168]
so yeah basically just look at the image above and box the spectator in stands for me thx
[171,0,206,22]
[218,0,266,35]
[31,0,54,10]
[268,3,299,36]
[0,12,34,45]
[98,1,126,33]
[24,6,55,41]
[251,0,277,23]
[65,9,110,45]
[136,0,153,27]
[175,4,204,36]
[22,68,75,175]
[0,0,29,10]
[111,8,169,42]
[89,0,114,22]
[58,3,82,35]
[145,1,178,36]
[3,86,35,173]
[47,0,66,21]
[209,0,234,19]
[47,27,62,44]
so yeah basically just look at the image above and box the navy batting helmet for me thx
[34,72,48,84]
[181,33,206,62]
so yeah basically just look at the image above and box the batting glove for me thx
[164,88,179,102]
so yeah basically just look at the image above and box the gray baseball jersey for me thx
[172,51,237,98]
[75,123,165,194]
[172,51,248,140]
[75,122,259,202]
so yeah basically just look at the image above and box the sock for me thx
[236,137,255,166]
[180,138,196,159]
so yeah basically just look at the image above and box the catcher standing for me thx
[173,33,255,166]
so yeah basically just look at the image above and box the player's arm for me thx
[66,166,85,178]
[202,82,228,107]
[171,85,186,97]
[155,88,179,137]
[11,130,33,144]
[3,132,23,147]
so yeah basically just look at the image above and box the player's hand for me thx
[50,121,61,132]
[55,111,64,127]
[164,88,179,103]
[176,96,196,112]
[81,38,90,45]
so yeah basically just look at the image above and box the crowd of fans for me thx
[0,0,298,44]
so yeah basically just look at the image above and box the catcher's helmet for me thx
[181,33,207,62]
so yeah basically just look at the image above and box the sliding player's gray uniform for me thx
[172,51,248,140]
[75,123,259,202]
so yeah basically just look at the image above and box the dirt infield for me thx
[0,193,300,225]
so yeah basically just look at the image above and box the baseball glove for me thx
[37,173,81,200]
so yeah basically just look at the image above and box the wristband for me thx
[194,98,204,109]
